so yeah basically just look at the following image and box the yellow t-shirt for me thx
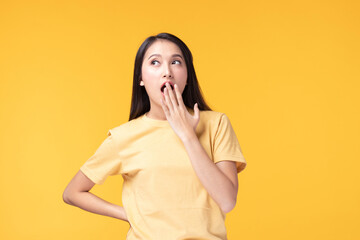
[80,109,247,240]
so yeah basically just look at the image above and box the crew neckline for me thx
[140,107,194,127]
[141,112,171,127]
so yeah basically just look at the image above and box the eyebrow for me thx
[147,54,183,60]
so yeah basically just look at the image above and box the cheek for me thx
[142,67,160,81]
[176,68,187,81]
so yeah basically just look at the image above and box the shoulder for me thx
[196,110,229,135]
[199,110,226,125]
[200,110,238,137]
[106,116,141,139]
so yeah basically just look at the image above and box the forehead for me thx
[144,39,183,58]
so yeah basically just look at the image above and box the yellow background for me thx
[1,0,359,239]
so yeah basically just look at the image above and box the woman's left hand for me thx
[161,82,200,142]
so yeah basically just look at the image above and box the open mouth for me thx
[161,83,174,93]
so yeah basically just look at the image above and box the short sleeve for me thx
[80,129,122,184]
[213,113,247,173]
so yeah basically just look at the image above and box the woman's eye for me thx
[151,60,181,65]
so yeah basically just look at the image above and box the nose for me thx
[163,63,173,78]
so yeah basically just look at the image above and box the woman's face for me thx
[140,39,188,109]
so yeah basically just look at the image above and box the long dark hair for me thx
[129,32,212,121]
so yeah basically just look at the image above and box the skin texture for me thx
[140,39,188,121]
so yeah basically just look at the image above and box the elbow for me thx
[62,189,73,205]
[221,198,236,214]
[62,191,70,204]
[221,202,235,214]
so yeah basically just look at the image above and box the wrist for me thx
[182,131,198,143]
[111,204,127,221]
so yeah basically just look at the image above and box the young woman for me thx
[63,32,247,240]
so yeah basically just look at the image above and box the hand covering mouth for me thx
[160,81,174,92]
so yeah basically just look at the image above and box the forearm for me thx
[182,135,236,213]
[65,191,128,222]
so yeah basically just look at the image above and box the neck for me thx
[145,106,193,121]
[145,109,167,121]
